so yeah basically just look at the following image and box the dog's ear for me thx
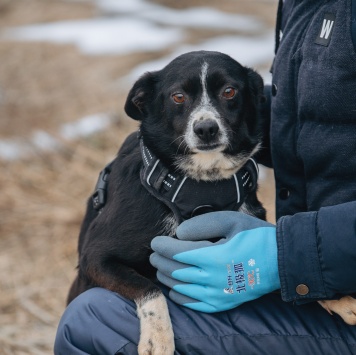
[246,68,266,105]
[124,71,157,121]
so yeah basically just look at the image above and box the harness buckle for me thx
[191,205,215,218]
[92,161,113,211]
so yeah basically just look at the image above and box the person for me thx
[54,0,356,353]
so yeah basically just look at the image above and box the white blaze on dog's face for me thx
[125,51,264,181]
[185,62,229,153]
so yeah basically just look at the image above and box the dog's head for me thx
[125,51,264,180]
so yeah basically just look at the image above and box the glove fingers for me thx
[176,211,238,241]
[154,258,208,284]
[171,266,209,284]
[157,274,208,303]
[166,283,219,313]
[156,270,187,289]
[150,252,190,276]
[176,211,272,241]
[168,288,200,306]
[151,236,213,260]
[173,283,208,303]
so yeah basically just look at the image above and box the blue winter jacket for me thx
[269,0,356,303]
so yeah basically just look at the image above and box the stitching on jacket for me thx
[174,332,356,346]
[277,216,290,301]
[314,211,329,297]
[314,212,327,297]
[114,333,356,353]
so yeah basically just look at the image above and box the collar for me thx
[140,136,259,223]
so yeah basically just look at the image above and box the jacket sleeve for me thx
[276,200,356,302]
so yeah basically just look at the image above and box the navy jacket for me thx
[269,0,356,303]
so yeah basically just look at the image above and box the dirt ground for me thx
[0,1,277,353]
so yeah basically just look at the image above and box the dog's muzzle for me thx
[193,119,219,143]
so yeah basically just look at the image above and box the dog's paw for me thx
[318,296,356,325]
[138,326,175,355]
[136,292,175,355]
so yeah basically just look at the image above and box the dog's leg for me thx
[136,290,175,355]
[318,296,356,325]
[78,247,175,354]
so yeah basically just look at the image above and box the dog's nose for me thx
[193,120,219,142]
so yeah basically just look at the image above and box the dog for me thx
[67,51,355,355]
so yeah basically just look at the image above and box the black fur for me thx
[68,51,266,305]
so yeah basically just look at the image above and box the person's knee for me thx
[54,288,140,355]
[54,289,99,354]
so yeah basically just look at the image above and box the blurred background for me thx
[0,0,277,353]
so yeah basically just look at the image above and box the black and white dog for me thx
[68,51,267,354]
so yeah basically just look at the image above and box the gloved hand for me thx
[150,211,280,313]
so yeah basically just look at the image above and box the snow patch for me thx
[123,33,274,86]
[60,113,112,139]
[3,18,184,55]
[0,113,112,161]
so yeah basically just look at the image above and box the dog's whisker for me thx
[176,139,186,155]
[171,135,187,156]
[171,135,185,145]
[225,127,236,136]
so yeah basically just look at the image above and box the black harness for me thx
[92,135,259,223]
[139,139,259,223]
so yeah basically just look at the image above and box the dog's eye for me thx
[222,87,236,99]
[172,93,185,104]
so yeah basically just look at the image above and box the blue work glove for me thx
[150,211,280,313]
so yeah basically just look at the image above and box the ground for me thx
[0,1,277,353]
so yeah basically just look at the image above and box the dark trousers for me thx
[54,287,356,355]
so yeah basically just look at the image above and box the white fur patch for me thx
[238,202,257,217]
[161,213,178,236]
[184,62,229,152]
[200,62,210,106]
[175,142,261,181]
[136,292,175,355]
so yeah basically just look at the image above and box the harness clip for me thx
[92,161,113,211]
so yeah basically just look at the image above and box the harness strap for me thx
[140,138,259,223]
[91,137,259,222]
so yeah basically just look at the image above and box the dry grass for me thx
[0,0,95,27]
[0,0,277,353]
[0,121,137,354]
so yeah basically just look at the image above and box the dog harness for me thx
[92,136,259,223]
[139,139,259,224]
